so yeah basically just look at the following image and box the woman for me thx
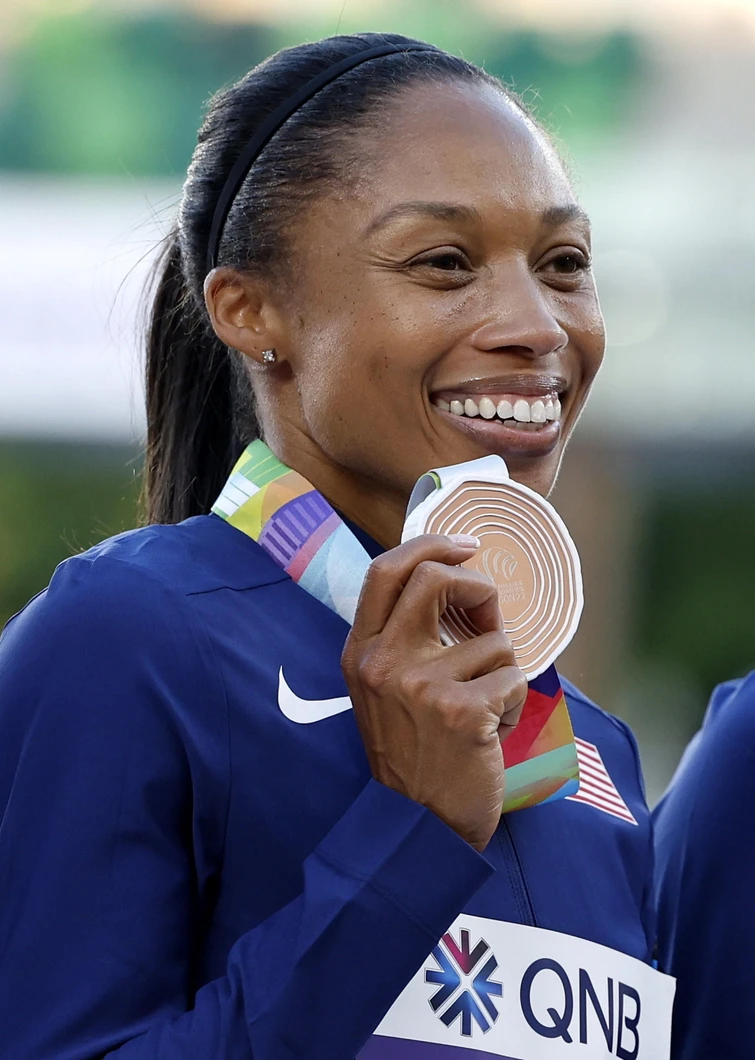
[654,670,755,1059]
[0,33,668,1059]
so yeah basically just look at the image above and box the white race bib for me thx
[360,915,675,1060]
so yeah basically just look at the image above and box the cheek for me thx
[563,292,606,384]
[585,287,607,356]
[295,281,447,426]
[294,312,416,449]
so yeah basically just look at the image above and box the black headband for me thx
[205,42,438,274]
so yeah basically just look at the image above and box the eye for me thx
[541,249,592,275]
[422,252,465,271]
[410,248,471,273]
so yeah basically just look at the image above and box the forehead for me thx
[354,79,574,220]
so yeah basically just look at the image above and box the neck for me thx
[265,433,409,549]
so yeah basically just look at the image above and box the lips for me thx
[430,376,568,457]
[432,373,568,399]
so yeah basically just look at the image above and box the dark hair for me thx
[143,32,520,524]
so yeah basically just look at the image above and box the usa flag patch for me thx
[566,737,638,826]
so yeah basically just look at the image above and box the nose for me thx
[469,272,568,360]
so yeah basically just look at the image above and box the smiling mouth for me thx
[432,392,562,430]
[428,379,569,458]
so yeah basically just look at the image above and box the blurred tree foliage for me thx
[0,10,642,176]
[635,487,755,695]
[0,442,140,629]
[282,0,642,150]
[0,14,277,175]
[482,31,640,146]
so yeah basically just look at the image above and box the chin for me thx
[497,449,564,499]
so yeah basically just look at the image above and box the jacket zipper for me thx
[497,817,537,928]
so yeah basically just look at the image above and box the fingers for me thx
[460,665,529,729]
[383,560,501,649]
[431,629,518,682]
[350,534,480,642]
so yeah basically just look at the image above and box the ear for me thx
[203,268,285,364]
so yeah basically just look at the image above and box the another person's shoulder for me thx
[695,670,755,741]
[653,673,755,1056]
[655,669,755,827]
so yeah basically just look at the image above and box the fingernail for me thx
[447,534,481,548]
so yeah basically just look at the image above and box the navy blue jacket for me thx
[654,670,755,1059]
[0,514,655,1059]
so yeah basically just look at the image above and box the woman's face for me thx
[251,80,605,539]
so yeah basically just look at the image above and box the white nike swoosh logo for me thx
[277,667,353,724]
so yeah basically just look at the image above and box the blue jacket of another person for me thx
[654,670,755,1059]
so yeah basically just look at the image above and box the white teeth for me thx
[530,400,546,424]
[443,393,563,423]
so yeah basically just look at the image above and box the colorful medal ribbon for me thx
[212,440,579,812]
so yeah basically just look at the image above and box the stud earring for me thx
[261,349,277,365]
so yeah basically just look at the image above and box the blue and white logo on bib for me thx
[426,928,503,1036]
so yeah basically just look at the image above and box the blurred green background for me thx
[2,0,754,801]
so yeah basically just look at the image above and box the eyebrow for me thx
[364,201,483,237]
[365,199,591,238]
[541,203,591,230]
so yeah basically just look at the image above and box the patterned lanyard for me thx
[213,439,579,813]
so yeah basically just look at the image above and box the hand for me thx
[341,534,528,852]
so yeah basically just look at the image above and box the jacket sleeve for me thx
[0,554,493,1060]
[653,673,755,1060]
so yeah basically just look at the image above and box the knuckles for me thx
[354,653,392,696]
[481,629,517,667]
[344,645,480,732]
[396,665,442,707]
[356,653,437,706]
[501,668,529,716]
[411,559,447,592]
[343,641,399,698]
[363,552,397,583]
[436,699,482,734]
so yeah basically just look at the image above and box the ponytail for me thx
[143,233,240,524]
